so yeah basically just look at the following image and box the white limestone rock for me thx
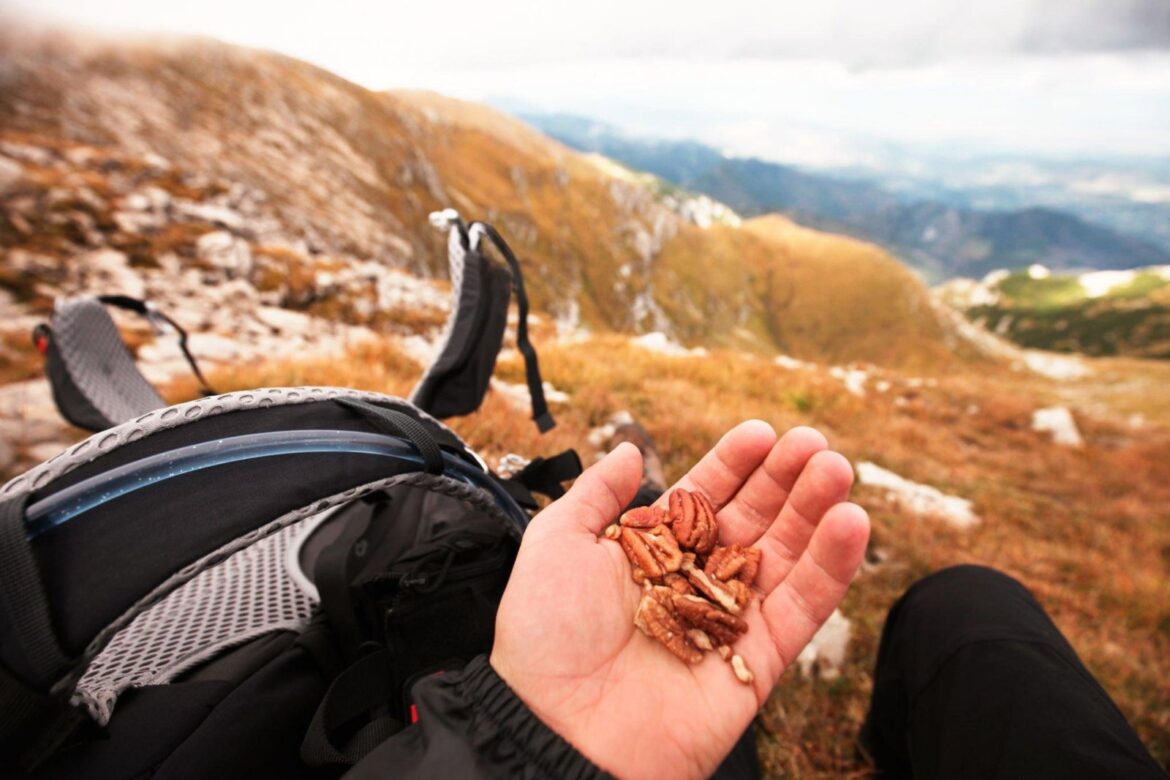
[1031,406,1084,447]
[856,462,979,529]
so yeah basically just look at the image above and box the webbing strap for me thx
[0,662,61,769]
[0,495,68,688]
[97,295,216,396]
[300,649,400,767]
[511,450,582,501]
[335,399,445,474]
[473,223,556,433]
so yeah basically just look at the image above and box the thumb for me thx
[531,442,644,536]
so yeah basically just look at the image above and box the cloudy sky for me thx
[7,0,1170,168]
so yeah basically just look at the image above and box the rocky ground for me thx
[0,131,456,475]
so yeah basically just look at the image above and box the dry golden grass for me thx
[164,334,1170,776]
[0,329,44,385]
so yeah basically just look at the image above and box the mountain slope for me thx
[524,113,1170,282]
[938,266,1170,358]
[0,28,967,369]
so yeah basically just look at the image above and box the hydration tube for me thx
[24,429,529,540]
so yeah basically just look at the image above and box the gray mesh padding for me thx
[59,471,511,723]
[71,518,316,725]
[52,297,166,427]
[2,387,468,498]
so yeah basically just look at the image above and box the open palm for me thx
[491,421,870,779]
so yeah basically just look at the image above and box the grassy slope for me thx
[165,338,1170,776]
[969,270,1170,359]
[399,94,960,367]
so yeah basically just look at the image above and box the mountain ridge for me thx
[1,27,970,369]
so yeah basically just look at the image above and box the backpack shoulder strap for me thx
[0,493,80,772]
[38,295,215,432]
[469,222,555,433]
[410,211,555,433]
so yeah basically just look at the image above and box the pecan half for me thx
[620,505,669,529]
[664,572,696,596]
[725,578,753,611]
[634,587,703,664]
[686,629,714,652]
[620,524,683,578]
[603,524,622,540]
[671,593,748,646]
[705,544,762,585]
[668,489,719,553]
[681,558,742,614]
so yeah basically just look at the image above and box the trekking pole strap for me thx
[97,295,217,396]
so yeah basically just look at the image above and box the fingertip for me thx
[594,441,645,500]
[738,418,778,444]
[807,450,856,493]
[607,440,643,468]
[821,502,871,563]
[779,425,828,454]
[716,419,776,457]
[829,501,869,534]
[539,442,644,536]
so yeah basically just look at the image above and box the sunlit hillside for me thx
[0,28,972,367]
[940,265,1170,359]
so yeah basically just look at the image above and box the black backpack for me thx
[2,216,581,777]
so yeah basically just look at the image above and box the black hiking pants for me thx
[860,564,1166,779]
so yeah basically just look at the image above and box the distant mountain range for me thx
[523,113,1170,283]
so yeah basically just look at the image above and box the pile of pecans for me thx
[604,488,761,684]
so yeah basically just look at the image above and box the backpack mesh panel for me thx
[71,518,317,725]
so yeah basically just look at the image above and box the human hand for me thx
[490,421,870,779]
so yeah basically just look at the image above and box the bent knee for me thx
[908,564,1023,602]
[887,564,1051,646]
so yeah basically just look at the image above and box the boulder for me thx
[797,609,852,679]
[174,201,247,232]
[856,461,979,529]
[1031,406,1084,447]
[255,306,312,336]
[83,249,146,299]
[0,155,23,195]
[196,230,253,278]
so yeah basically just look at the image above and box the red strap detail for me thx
[409,703,419,724]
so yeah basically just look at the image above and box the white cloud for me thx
[5,0,1169,162]
[9,0,1168,71]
